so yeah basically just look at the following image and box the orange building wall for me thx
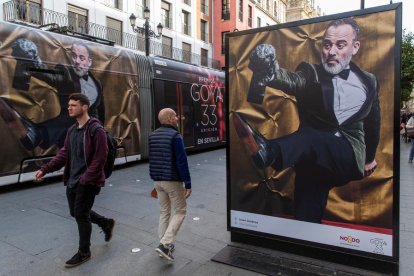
[213,0,254,69]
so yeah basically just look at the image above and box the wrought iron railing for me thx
[3,0,220,69]
[182,49,191,63]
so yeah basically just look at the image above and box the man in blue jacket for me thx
[149,108,192,261]
[34,93,115,268]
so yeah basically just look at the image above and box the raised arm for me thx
[247,46,316,105]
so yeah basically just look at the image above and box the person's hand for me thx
[364,160,377,177]
[34,170,44,182]
[11,39,42,65]
[249,44,279,87]
[184,188,192,199]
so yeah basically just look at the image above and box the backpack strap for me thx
[90,123,104,137]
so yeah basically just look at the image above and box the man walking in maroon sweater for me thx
[34,93,115,268]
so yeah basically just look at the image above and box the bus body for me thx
[0,21,225,186]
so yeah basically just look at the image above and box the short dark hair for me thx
[326,18,360,41]
[69,93,90,107]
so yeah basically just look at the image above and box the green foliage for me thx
[401,30,414,105]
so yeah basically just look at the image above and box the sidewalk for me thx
[0,149,262,276]
[0,144,412,275]
[399,141,414,276]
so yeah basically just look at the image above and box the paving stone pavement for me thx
[0,144,413,275]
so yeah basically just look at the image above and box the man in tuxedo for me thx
[35,41,105,149]
[233,18,381,223]
[4,40,105,150]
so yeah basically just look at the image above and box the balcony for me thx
[2,0,220,69]
[182,49,191,63]
[5,0,42,24]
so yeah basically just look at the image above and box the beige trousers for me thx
[154,181,187,247]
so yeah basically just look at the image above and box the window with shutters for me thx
[162,35,172,58]
[182,42,191,63]
[68,5,88,34]
[107,17,122,45]
[201,48,208,67]
[182,10,190,35]
[161,1,172,29]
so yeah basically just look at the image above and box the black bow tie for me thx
[80,74,88,81]
[334,69,350,80]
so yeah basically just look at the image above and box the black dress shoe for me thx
[19,117,43,150]
[102,218,115,242]
[65,250,91,268]
[0,97,42,150]
[231,112,274,169]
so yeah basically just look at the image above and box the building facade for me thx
[0,0,325,70]
[0,0,219,68]
[285,0,321,22]
[213,0,287,69]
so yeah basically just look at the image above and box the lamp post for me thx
[129,7,163,56]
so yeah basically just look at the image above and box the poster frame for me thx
[225,3,401,273]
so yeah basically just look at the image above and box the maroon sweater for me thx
[40,118,108,187]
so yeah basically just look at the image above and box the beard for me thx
[73,67,88,77]
[321,53,352,75]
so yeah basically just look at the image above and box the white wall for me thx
[0,0,214,60]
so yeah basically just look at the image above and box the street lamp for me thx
[129,7,163,56]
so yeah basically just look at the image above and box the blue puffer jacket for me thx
[149,125,191,188]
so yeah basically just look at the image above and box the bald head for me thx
[158,108,178,127]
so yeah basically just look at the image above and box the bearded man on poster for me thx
[233,18,381,223]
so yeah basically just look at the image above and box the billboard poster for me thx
[0,22,141,179]
[151,58,226,149]
[227,4,400,260]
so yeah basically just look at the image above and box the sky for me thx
[313,0,412,33]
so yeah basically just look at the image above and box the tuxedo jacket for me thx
[247,61,381,177]
[34,64,105,123]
